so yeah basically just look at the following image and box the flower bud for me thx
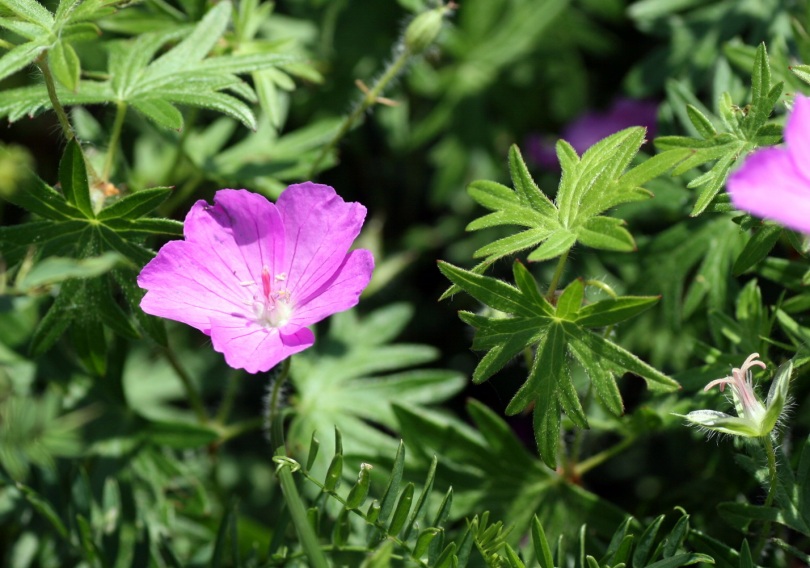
[404,5,450,55]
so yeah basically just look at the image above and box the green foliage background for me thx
[2,0,810,566]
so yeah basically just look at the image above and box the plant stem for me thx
[164,107,198,186]
[755,435,779,557]
[267,358,291,444]
[163,346,208,423]
[545,249,570,301]
[575,435,636,476]
[220,417,264,443]
[102,101,127,182]
[269,358,329,568]
[308,45,411,178]
[37,56,76,142]
[215,369,243,424]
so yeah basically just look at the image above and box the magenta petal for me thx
[138,240,250,333]
[728,147,810,233]
[786,95,810,182]
[186,189,286,285]
[276,182,367,301]
[209,319,315,373]
[291,249,375,328]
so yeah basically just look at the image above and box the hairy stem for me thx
[308,45,411,178]
[545,249,570,301]
[102,101,127,182]
[269,358,329,568]
[755,435,779,557]
[37,56,76,142]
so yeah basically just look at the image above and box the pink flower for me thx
[137,183,374,373]
[727,95,810,233]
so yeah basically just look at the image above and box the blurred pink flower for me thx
[727,95,810,233]
[526,98,658,169]
[138,183,374,373]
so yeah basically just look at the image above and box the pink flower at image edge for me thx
[137,183,375,373]
[727,95,810,233]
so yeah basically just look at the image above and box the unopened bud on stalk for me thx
[404,4,452,55]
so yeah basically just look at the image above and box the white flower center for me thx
[248,266,293,328]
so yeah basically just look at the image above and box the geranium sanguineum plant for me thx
[727,95,810,233]
[138,183,374,373]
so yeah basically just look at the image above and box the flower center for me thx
[250,266,292,328]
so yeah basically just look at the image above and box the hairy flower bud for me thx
[404,5,450,55]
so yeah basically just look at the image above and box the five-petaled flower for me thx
[137,183,374,373]
[727,95,810,234]
[682,353,791,439]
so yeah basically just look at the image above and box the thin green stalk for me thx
[308,46,411,178]
[102,101,127,182]
[268,358,329,568]
[755,435,779,557]
[545,249,570,301]
[163,347,208,423]
[575,435,636,476]
[37,56,76,142]
[164,107,199,186]
[267,358,291,444]
[215,369,243,424]
[219,417,264,443]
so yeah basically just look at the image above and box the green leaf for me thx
[0,0,54,28]
[378,441,405,525]
[569,340,623,416]
[29,279,78,355]
[512,261,554,314]
[4,165,81,220]
[438,261,548,318]
[16,252,124,291]
[211,500,239,568]
[0,37,49,83]
[507,323,565,418]
[526,229,577,262]
[532,518,555,568]
[576,216,635,252]
[59,139,94,217]
[130,99,183,130]
[732,223,782,276]
[48,40,81,91]
[143,1,232,79]
[555,278,583,321]
[98,187,173,220]
[575,296,660,327]
[508,144,556,218]
[686,104,717,138]
[144,420,220,449]
[566,322,679,392]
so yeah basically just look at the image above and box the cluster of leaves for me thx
[438,142,684,467]
[0,140,176,374]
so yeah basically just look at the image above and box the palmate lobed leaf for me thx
[441,261,678,467]
[2,147,177,359]
[287,305,466,477]
[467,136,687,267]
[658,43,784,216]
[0,1,293,129]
